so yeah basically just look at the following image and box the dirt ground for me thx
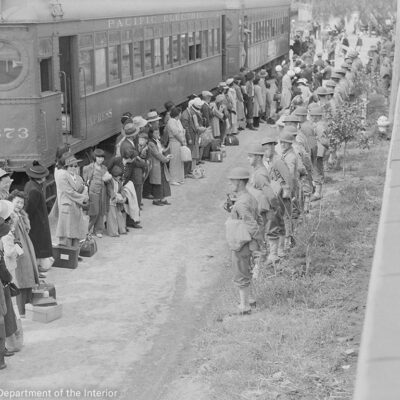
[1,125,273,399]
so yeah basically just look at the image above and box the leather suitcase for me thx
[32,282,56,304]
[210,151,223,162]
[52,245,79,269]
[225,135,239,146]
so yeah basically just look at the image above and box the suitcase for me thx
[210,151,223,162]
[32,282,56,306]
[25,303,62,323]
[225,135,239,146]
[79,234,97,257]
[210,139,222,152]
[52,245,79,269]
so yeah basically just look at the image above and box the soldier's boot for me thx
[278,235,286,258]
[310,184,322,202]
[238,287,251,315]
[266,238,280,264]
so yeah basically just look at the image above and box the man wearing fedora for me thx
[0,169,13,201]
[24,162,53,275]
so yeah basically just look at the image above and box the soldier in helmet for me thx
[261,136,292,258]
[225,167,263,315]
[309,106,329,201]
[246,144,281,266]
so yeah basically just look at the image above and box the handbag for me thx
[180,145,192,162]
[7,282,20,297]
[79,234,98,257]
[225,219,252,251]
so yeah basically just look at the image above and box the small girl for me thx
[107,166,127,237]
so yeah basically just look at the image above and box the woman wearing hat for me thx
[0,202,19,368]
[165,107,186,186]
[252,77,264,128]
[55,153,89,247]
[4,191,39,316]
[24,162,53,274]
[148,128,173,206]
[280,70,294,111]
[82,149,112,238]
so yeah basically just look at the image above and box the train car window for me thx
[180,33,188,63]
[172,35,179,63]
[95,32,108,48]
[79,34,93,49]
[196,31,202,59]
[0,41,23,84]
[214,29,220,53]
[281,18,284,34]
[144,40,152,72]
[121,43,132,80]
[40,58,52,92]
[163,37,171,68]
[272,20,276,37]
[202,31,208,57]
[79,50,93,94]
[208,30,213,55]
[109,31,121,45]
[154,38,162,70]
[133,42,143,76]
[108,45,120,83]
[123,29,133,42]
[188,32,195,61]
[95,48,107,89]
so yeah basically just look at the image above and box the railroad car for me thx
[0,0,290,187]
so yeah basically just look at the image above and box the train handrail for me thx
[79,66,89,141]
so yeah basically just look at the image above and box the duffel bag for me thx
[79,234,97,257]
[225,135,239,146]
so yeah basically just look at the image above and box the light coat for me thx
[55,170,88,241]
[148,139,171,185]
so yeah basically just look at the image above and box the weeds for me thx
[185,141,388,400]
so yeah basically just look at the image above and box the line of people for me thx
[225,44,370,315]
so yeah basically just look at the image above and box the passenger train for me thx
[0,0,290,190]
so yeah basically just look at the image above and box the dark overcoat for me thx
[24,179,53,258]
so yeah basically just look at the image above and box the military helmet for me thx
[247,143,265,155]
[227,167,251,180]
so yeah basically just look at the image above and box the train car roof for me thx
[0,0,290,23]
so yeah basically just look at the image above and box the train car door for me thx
[59,36,80,139]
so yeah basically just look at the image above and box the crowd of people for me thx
[224,33,393,315]
[0,25,394,367]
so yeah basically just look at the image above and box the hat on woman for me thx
[226,78,234,86]
[0,200,14,220]
[132,116,149,128]
[297,78,308,85]
[259,69,268,78]
[146,111,161,122]
[202,90,213,98]
[227,167,250,180]
[275,65,282,72]
[191,97,204,110]
[0,168,11,180]
[287,70,296,77]
[0,217,10,238]
[124,122,139,136]
[247,143,265,155]
[93,148,105,158]
[63,153,82,167]
[26,161,49,179]
[110,165,123,178]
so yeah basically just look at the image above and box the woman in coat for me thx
[280,70,294,111]
[165,107,186,185]
[4,191,39,316]
[148,129,173,206]
[24,162,53,273]
[210,95,225,139]
[55,153,89,247]
[252,77,265,128]
[0,202,18,367]
[82,149,112,238]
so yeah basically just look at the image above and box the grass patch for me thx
[184,141,388,400]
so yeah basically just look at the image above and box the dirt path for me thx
[2,126,274,399]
